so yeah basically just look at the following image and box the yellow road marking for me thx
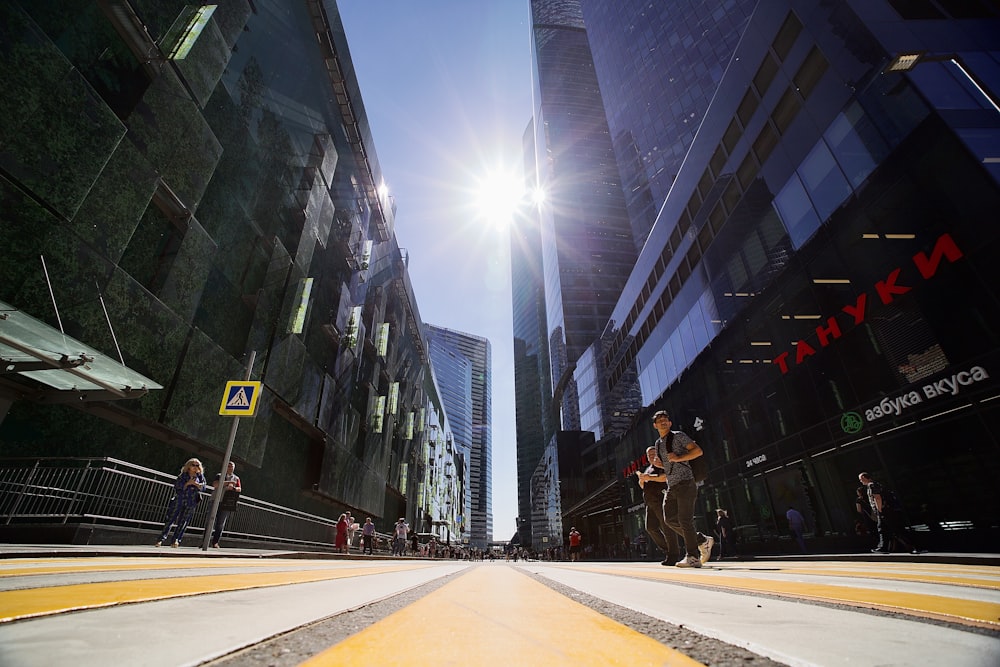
[568,566,1000,630]
[0,557,380,578]
[0,563,436,623]
[765,566,1000,590]
[300,564,703,667]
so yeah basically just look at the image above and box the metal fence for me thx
[0,457,342,549]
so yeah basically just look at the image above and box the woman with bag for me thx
[155,459,206,548]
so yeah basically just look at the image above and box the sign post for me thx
[202,351,257,551]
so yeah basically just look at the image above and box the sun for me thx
[473,169,525,226]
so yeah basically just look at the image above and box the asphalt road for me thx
[0,547,997,666]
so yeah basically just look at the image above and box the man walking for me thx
[636,445,680,566]
[568,527,582,562]
[653,410,713,568]
[210,461,241,549]
[858,472,919,554]
[361,517,375,555]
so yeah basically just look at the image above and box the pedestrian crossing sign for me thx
[219,381,262,416]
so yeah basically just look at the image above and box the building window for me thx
[753,53,780,98]
[723,119,742,154]
[737,90,759,128]
[799,141,852,220]
[772,87,802,135]
[773,174,821,250]
[772,12,803,61]
[824,102,888,188]
[737,153,759,190]
[794,46,829,99]
[710,145,728,177]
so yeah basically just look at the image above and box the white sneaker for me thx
[699,536,714,564]
[675,555,702,568]
[171,541,180,548]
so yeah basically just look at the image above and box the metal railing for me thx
[0,457,342,549]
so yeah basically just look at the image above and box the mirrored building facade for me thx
[581,0,757,250]
[528,0,638,432]
[0,0,455,538]
[598,0,1000,553]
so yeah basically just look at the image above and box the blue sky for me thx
[338,1,534,540]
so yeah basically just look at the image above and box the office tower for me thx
[511,120,554,547]
[581,0,757,250]
[427,332,474,543]
[528,0,638,430]
[596,0,1000,553]
[0,0,431,533]
[425,325,492,548]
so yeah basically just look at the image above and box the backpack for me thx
[689,451,709,484]
[881,488,902,512]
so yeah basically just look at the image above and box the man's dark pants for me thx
[662,479,700,558]
[643,482,678,561]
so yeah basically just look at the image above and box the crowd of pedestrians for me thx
[152,423,924,560]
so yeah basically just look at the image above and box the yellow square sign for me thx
[219,381,262,416]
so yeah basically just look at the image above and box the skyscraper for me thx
[591,0,1000,554]
[511,120,554,547]
[581,0,757,250]
[528,0,638,430]
[425,325,492,548]
[427,331,473,544]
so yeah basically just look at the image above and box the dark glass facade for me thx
[0,1,446,534]
[529,0,638,430]
[511,121,555,547]
[598,0,1000,554]
[581,0,756,250]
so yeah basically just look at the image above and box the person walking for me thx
[361,517,375,555]
[155,458,206,548]
[786,506,808,553]
[636,445,680,566]
[335,513,349,553]
[715,509,736,560]
[653,410,713,568]
[392,517,409,556]
[858,472,919,554]
[568,527,582,562]
[210,461,241,548]
[346,512,357,552]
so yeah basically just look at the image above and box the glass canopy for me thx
[0,300,162,398]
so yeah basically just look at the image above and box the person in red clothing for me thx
[335,513,349,553]
[568,527,582,562]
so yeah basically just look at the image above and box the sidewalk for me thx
[1,542,997,565]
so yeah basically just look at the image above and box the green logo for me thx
[841,412,863,434]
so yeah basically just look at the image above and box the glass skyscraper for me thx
[528,0,638,431]
[426,331,473,544]
[425,325,492,548]
[586,0,1000,554]
[511,121,554,547]
[581,0,757,250]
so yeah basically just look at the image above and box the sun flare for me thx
[474,170,525,226]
